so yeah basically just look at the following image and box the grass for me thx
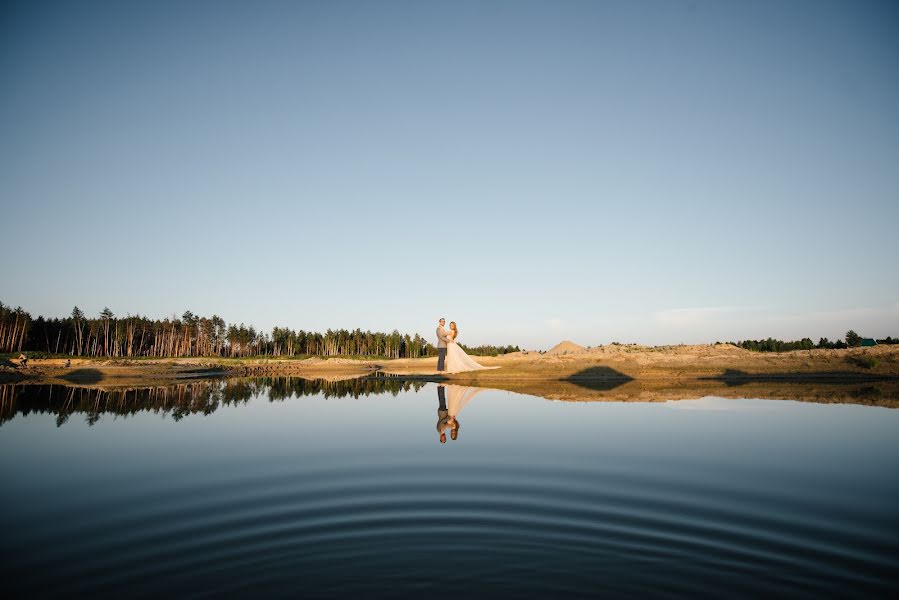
[848,355,879,369]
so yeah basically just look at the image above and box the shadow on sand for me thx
[562,366,634,392]
[60,369,105,384]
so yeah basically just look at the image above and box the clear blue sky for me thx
[1,0,897,348]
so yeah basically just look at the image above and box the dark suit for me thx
[437,386,449,435]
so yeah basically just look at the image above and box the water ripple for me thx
[6,461,896,597]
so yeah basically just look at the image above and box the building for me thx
[860,338,878,347]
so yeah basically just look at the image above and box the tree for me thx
[845,330,861,348]
[0,303,32,352]
[71,306,85,355]
[100,307,114,356]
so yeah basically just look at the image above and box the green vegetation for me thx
[845,330,861,348]
[0,303,29,353]
[848,355,879,369]
[1,300,518,360]
[734,337,829,352]
[732,330,896,353]
[458,344,521,357]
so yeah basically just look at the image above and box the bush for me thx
[848,355,878,369]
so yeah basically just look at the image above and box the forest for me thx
[0,301,519,359]
[732,330,897,353]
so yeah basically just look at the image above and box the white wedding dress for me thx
[445,385,486,417]
[445,336,499,374]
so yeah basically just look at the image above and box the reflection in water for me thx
[469,376,899,408]
[436,385,448,443]
[3,375,898,429]
[436,385,486,443]
[703,368,898,386]
[2,380,898,596]
[0,377,428,427]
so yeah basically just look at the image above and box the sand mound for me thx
[545,341,586,355]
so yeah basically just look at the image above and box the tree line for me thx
[0,303,30,353]
[458,343,521,357]
[1,301,519,358]
[732,330,897,353]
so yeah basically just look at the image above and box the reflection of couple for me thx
[436,384,484,444]
[435,317,499,374]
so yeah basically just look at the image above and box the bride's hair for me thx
[449,322,458,337]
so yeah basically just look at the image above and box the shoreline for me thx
[2,344,897,407]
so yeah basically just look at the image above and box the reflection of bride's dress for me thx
[445,339,500,374]
[445,385,486,417]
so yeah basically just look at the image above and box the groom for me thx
[436,317,451,372]
[437,385,449,443]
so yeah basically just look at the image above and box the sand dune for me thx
[545,340,586,355]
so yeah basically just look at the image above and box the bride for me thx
[445,321,500,374]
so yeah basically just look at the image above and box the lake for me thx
[1,378,897,597]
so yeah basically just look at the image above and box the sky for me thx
[1,0,897,349]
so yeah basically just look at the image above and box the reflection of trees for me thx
[0,377,426,427]
[262,376,427,402]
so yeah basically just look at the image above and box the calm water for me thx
[1,378,898,597]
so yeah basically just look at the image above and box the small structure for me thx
[860,338,878,347]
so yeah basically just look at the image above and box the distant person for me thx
[18,353,27,368]
[65,359,71,368]
[436,318,450,372]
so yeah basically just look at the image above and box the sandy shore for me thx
[380,342,899,380]
[3,343,897,404]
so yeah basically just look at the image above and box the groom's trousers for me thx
[437,348,446,371]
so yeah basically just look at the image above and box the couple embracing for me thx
[435,317,497,374]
